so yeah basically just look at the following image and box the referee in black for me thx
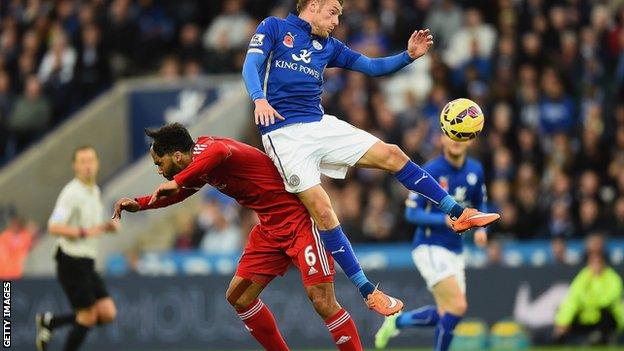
[36,146,119,351]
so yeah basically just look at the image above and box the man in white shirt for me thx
[35,146,119,351]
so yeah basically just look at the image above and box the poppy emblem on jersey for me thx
[289,174,300,186]
[439,176,449,191]
[283,33,295,48]
[312,40,323,50]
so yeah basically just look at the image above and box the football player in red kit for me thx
[112,123,362,350]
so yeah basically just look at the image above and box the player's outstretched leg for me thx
[226,276,290,351]
[35,312,75,351]
[298,185,403,316]
[375,305,440,349]
[305,283,363,351]
[356,142,500,231]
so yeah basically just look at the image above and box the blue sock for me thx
[395,162,464,219]
[440,195,464,219]
[434,313,462,351]
[396,305,440,329]
[318,225,375,298]
[349,270,375,297]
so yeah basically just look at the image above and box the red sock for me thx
[325,309,362,351]
[237,299,289,351]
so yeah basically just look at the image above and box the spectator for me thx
[554,251,624,345]
[548,200,575,238]
[172,213,203,250]
[105,0,138,77]
[73,24,111,103]
[198,188,241,253]
[550,237,572,265]
[37,31,76,122]
[610,197,624,236]
[0,71,13,161]
[539,69,576,136]
[486,239,503,266]
[444,8,496,69]
[202,0,252,51]
[134,0,174,70]
[177,23,204,63]
[0,215,36,279]
[362,187,395,242]
[424,0,463,50]
[7,75,51,153]
[158,55,181,79]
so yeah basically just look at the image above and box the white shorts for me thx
[262,114,380,193]
[412,244,466,294]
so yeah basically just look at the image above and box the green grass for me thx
[162,346,623,351]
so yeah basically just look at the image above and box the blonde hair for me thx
[297,0,344,13]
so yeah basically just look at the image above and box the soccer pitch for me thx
[298,348,619,351]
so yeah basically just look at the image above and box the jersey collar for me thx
[441,155,467,171]
[287,13,312,34]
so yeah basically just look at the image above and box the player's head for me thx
[145,123,195,180]
[297,0,343,38]
[72,145,99,183]
[440,134,472,159]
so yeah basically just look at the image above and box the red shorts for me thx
[236,218,334,287]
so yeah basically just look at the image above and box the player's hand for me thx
[407,29,433,60]
[112,197,140,219]
[474,229,488,247]
[148,180,180,206]
[254,99,284,126]
[103,219,121,233]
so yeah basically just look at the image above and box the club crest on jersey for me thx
[289,174,300,186]
[439,176,449,191]
[467,172,478,186]
[312,40,323,50]
[283,32,295,48]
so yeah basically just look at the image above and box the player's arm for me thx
[115,142,230,216]
[48,190,118,239]
[405,192,449,227]
[330,30,433,77]
[241,17,283,126]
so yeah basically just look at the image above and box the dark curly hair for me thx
[144,123,195,157]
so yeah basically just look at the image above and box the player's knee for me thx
[307,285,339,319]
[383,144,409,172]
[76,308,98,327]
[98,305,117,324]
[226,288,255,311]
[308,202,337,230]
[449,296,468,316]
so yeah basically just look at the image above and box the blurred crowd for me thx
[2,0,624,261]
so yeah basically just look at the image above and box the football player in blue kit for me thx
[375,135,490,351]
[242,0,499,316]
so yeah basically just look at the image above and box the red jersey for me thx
[135,136,309,235]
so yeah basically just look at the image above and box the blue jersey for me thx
[405,156,488,253]
[244,14,413,134]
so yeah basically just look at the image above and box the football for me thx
[439,98,485,142]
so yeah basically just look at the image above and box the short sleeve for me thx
[247,17,279,56]
[327,38,362,69]
[48,188,76,226]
